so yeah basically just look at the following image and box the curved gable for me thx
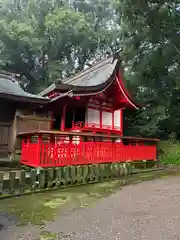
[39,55,139,109]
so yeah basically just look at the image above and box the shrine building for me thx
[0,55,158,167]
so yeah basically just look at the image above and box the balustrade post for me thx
[36,134,42,167]
[61,104,67,131]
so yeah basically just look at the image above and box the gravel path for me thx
[1,176,180,239]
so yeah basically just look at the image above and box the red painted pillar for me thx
[61,105,67,131]
[36,134,42,167]
[120,109,123,136]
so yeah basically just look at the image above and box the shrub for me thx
[158,140,180,164]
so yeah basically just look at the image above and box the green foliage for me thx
[115,0,180,139]
[0,0,117,92]
[158,139,180,164]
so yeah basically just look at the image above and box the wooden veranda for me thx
[19,130,159,168]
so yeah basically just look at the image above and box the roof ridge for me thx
[0,73,14,81]
[38,58,112,96]
[61,56,113,85]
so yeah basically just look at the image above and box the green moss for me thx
[44,196,69,209]
[0,179,125,225]
[0,170,179,226]
[132,161,156,169]
[0,192,71,226]
[40,231,57,240]
[40,231,74,240]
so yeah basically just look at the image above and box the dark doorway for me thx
[52,111,62,130]
[65,108,74,129]
[74,106,86,123]
[64,106,86,129]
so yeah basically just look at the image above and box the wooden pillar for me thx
[61,105,67,131]
[9,110,19,161]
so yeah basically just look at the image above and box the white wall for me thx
[114,110,123,132]
[86,108,123,132]
[86,108,100,124]
[102,111,112,127]
[114,110,120,129]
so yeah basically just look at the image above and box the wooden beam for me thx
[8,110,18,161]
[17,130,160,142]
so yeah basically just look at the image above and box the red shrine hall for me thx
[19,55,158,167]
[41,56,139,135]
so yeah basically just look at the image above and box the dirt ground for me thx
[1,175,180,240]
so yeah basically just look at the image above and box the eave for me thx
[39,55,140,110]
[0,92,49,105]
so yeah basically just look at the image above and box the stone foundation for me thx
[41,162,133,188]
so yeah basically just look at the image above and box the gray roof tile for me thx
[0,73,49,102]
[39,56,118,96]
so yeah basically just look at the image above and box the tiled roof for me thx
[0,73,49,103]
[39,56,118,96]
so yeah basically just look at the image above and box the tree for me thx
[115,0,180,139]
[0,0,118,92]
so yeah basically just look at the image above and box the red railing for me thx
[72,121,121,133]
[19,130,159,168]
[21,142,157,168]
